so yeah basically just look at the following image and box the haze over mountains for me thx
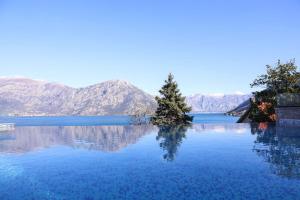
[0,77,250,116]
[186,94,251,113]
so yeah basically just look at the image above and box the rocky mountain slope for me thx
[186,94,251,113]
[226,99,251,117]
[0,77,156,116]
[0,77,251,116]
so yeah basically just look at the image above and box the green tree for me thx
[251,59,300,94]
[248,91,277,122]
[151,73,193,125]
[249,59,300,122]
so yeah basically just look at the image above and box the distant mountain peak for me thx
[186,93,251,113]
[190,92,248,98]
[0,77,156,116]
[0,77,251,116]
[100,79,131,85]
[205,93,225,97]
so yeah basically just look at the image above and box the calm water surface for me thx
[0,114,300,199]
[0,113,237,126]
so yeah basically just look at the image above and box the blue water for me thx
[0,113,238,126]
[0,115,299,199]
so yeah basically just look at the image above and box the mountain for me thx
[226,99,251,117]
[0,77,156,116]
[0,77,251,116]
[186,94,251,113]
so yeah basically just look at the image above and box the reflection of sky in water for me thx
[0,123,299,199]
[192,123,250,134]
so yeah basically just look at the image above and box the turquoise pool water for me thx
[0,115,299,199]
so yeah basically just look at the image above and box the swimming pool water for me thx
[0,120,299,199]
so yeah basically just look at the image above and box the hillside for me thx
[186,94,251,113]
[0,77,251,116]
[226,99,251,117]
[0,77,156,116]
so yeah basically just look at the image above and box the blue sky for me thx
[0,0,299,95]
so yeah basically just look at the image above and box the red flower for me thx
[258,122,268,130]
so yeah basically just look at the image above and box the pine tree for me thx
[151,73,193,125]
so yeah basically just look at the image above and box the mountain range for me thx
[186,94,251,113]
[0,77,250,116]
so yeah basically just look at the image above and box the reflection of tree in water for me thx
[251,123,300,179]
[156,125,189,161]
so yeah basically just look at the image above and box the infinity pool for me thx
[0,122,299,199]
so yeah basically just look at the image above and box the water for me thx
[0,113,238,126]
[0,115,299,199]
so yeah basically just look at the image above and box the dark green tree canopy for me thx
[151,73,193,125]
[248,59,300,122]
[251,59,300,94]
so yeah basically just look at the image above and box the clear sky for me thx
[0,0,299,95]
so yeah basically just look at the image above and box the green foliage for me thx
[249,59,300,122]
[151,73,193,125]
[251,59,300,94]
[248,91,276,122]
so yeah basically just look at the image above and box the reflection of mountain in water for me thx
[251,123,300,179]
[0,125,155,153]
